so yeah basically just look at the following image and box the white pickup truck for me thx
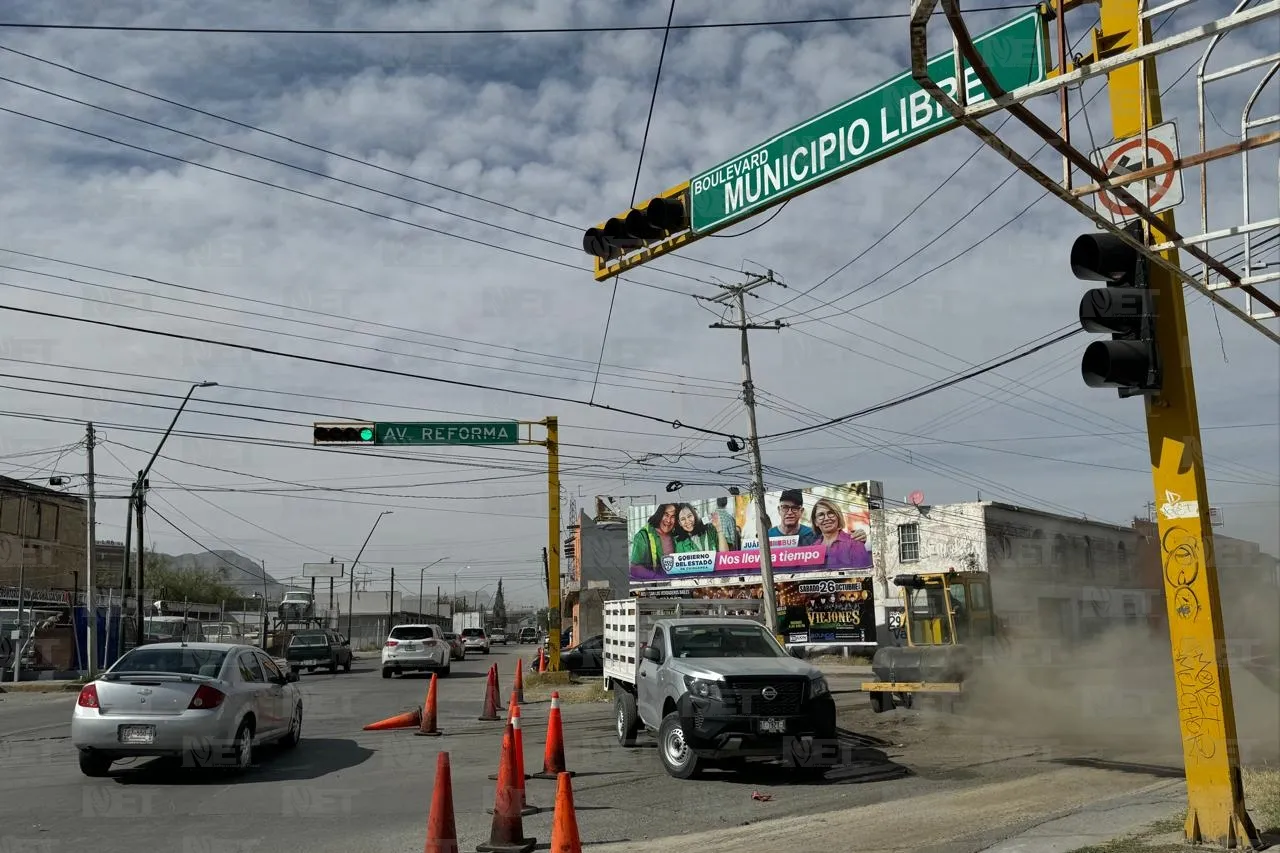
[603,597,837,780]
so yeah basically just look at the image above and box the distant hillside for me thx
[168,550,287,599]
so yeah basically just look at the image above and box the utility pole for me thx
[85,423,98,676]
[134,471,146,646]
[708,272,787,638]
[118,486,133,657]
[347,511,392,642]
[13,497,28,682]
[388,567,395,626]
[1096,1,1255,843]
[260,559,268,648]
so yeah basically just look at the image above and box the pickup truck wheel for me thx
[615,691,639,747]
[381,667,392,679]
[343,658,351,673]
[658,712,702,779]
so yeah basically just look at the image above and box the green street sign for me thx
[688,9,1046,234]
[375,421,520,446]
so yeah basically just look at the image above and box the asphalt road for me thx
[0,645,1176,853]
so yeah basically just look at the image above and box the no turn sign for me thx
[1088,121,1183,222]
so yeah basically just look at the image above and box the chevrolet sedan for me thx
[71,642,303,777]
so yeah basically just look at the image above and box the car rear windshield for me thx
[111,647,228,676]
[289,632,329,646]
[461,628,485,637]
[389,626,435,641]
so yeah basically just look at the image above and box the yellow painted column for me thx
[1097,0,1257,845]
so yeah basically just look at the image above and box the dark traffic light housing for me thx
[1071,222,1162,398]
[313,422,376,445]
[584,184,692,280]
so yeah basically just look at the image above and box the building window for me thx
[1117,542,1131,581]
[898,523,920,563]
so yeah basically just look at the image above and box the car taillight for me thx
[188,684,226,710]
[385,640,399,647]
[77,684,100,708]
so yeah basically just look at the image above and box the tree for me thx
[491,579,507,626]
[145,551,240,604]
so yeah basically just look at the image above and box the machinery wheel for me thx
[657,712,703,779]
[869,691,895,713]
[895,692,914,709]
[615,690,639,747]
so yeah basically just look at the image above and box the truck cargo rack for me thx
[602,597,767,686]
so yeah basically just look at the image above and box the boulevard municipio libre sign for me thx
[375,421,520,446]
[688,8,1047,234]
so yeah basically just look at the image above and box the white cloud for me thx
[0,0,1275,608]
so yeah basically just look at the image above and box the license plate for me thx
[403,643,418,651]
[118,725,155,744]
[302,659,317,666]
[759,718,786,734]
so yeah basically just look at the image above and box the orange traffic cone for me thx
[478,664,500,721]
[549,771,582,853]
[416,672,443,737]
[363,707,421,731]
[493,663,501,704]
[477,722,536,853]
[537,647,547,673]
[532,691,574,779]
[490,691,520,780]
[424,751,459,853]
[489,702,539,814]
[514,659,525,704]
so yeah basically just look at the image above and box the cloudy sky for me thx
[0,0,1276,606]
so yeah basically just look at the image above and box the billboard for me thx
[635,576,876,645]
[627,483,874,583]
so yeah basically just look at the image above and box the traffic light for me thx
[584,183,694,281]
[1071,223,1162,398]
[313,422,376,445]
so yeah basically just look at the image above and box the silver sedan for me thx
[71,642,304,777]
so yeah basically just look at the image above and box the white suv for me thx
[382,624,452,678]
[459,627,490,654]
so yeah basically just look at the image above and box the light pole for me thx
[347,511,392,641]
[418,557,449,621]
[134,380,217,647]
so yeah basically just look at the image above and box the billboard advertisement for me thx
[627,483,874,582]
[635,576,876,645]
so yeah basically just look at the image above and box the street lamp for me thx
[418,557,450,621]
[133,380,218,647]
[347,511,393,641]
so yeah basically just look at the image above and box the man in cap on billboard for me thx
[767,489,819,547]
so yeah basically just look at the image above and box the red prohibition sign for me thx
[1099,135,1176,216]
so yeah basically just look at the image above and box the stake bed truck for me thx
[603,597,837,779]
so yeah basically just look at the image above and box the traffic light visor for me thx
[1070,232,1140,282]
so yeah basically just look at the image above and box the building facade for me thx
[563,500,629,643]
[0,477,88,601]
[876,500,1162,646]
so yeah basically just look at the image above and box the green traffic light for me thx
[359,427,375,442]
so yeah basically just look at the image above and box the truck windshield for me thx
[669,625,783,659]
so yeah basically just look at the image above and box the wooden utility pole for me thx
[85,423,98,676]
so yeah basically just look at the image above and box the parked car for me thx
[559,634,604,676]
[460,627,490,654]
[441,632,467,661]
[381,624,453,678]
[490,630,509,645]
[71,642,303,777]
[285,629,352,674]
[518,627,538,644]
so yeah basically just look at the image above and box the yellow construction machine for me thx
[861,571,1001,712]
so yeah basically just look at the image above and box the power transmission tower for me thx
[706,271,787,636]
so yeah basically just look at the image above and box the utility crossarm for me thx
[905,0,1280,342]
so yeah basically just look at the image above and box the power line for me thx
[591,0,676,404]
[0,7,1036,35]
[0,300,738,438]
[756,327,1083,441]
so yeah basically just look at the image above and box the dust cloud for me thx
[953,568,1279,768]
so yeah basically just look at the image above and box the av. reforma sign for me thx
[627,483,876,583]
[688,9,1046,233]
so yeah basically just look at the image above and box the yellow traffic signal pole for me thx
[899,0,1269,844]
[1098,1,1255,845]
[520,417,562,671]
